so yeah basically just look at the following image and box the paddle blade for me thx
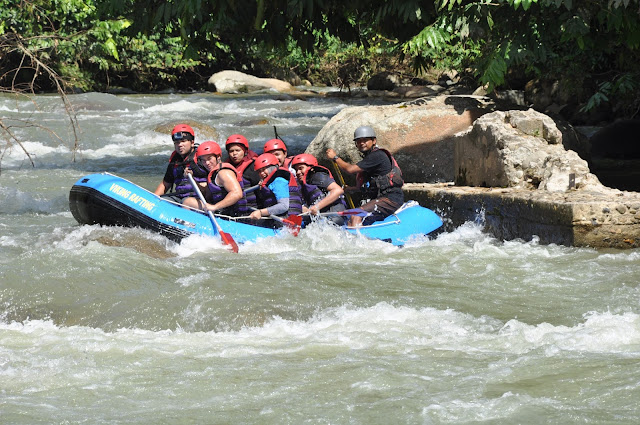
[220,231,239,253]
[339,208,369,217]
[285,215,303,236]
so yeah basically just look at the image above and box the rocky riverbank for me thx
[205,70,639,248]
[304,97,639,249]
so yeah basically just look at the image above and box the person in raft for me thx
[153,124,208,203]
[263,138,295,170]
[225,134,260,210]
[182,141,247,217]
[248,153,303,225]
[325,125,404,227]
[291,153,347,226]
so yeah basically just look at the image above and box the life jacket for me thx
[246,149,259,160]
[206,162,248,216]
[169,147,208,198]
[257,167,303,216]
[299,165,347,212]
[234,157,259,209]
[356,148,404,198]
[283,156,294,169]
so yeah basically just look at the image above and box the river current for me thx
[1,92,639,424]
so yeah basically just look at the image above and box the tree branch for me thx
[0,32,81,172]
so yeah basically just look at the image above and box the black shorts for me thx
[360,197,401,225]
[161,194,186,204]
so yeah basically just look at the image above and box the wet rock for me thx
[392,85,447,97]
[155,121,219,142]
[367,72,403,91]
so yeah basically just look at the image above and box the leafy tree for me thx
[402,0,640,119]
[0,0,200,170]
[3,0,640,121]
[0,0,204,92]
[103,0,640,119]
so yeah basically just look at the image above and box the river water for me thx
[1,92,639,424]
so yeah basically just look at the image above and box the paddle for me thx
[243,183,260,194]
[299,208,369,218]
[331,162,356,209]
[249,207,302,236]
[187,174,239,253]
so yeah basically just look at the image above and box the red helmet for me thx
[264,138,287,154]
[254,153,280,171]
[196,141,222,158]
[225,134,249,151]
[291,154,318,167]
[171,124,195,141]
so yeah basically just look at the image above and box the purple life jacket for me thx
[205,163,248,217]
[299,165,346,211]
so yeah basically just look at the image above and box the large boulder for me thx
[367,72,403,91]
[454,109,605,192]
[208,70,293,94]
[305,95,495,183]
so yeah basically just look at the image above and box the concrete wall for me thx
[404,183,640,249]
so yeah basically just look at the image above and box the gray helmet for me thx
[353,126,376,141]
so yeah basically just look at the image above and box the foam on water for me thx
[499,310,640,354]
[173,233,241,257]
[0,186,67,214]
[2,304,638,356]
[143,99,214,113]
[3,93,640,423]
[170,219,405,258]
[422,391,560,423]
[215,99,257,114]
[1,141,72,167]
[77,130,168,159]
[28,224,178,262]
[0,234,19,247]
[0,104,17,112]
[430,220,491,246]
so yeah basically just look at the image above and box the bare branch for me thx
[0,119,36,175]
[0,32,81,172]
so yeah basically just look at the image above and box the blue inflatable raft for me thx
[69,173,443,246]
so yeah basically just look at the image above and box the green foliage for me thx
[253,26,405,88]
[397,0,640,118]
[0,0,204,91]
[581,72,640,116]
[3,0,640,121]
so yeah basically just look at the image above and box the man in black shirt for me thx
[326,126,404,226]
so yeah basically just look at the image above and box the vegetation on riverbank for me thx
[1,0,640,122]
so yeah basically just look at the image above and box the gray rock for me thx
[367,72,402,91]
[208,70,292,94]
[454,109,605,193]
[306,94,495,184]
